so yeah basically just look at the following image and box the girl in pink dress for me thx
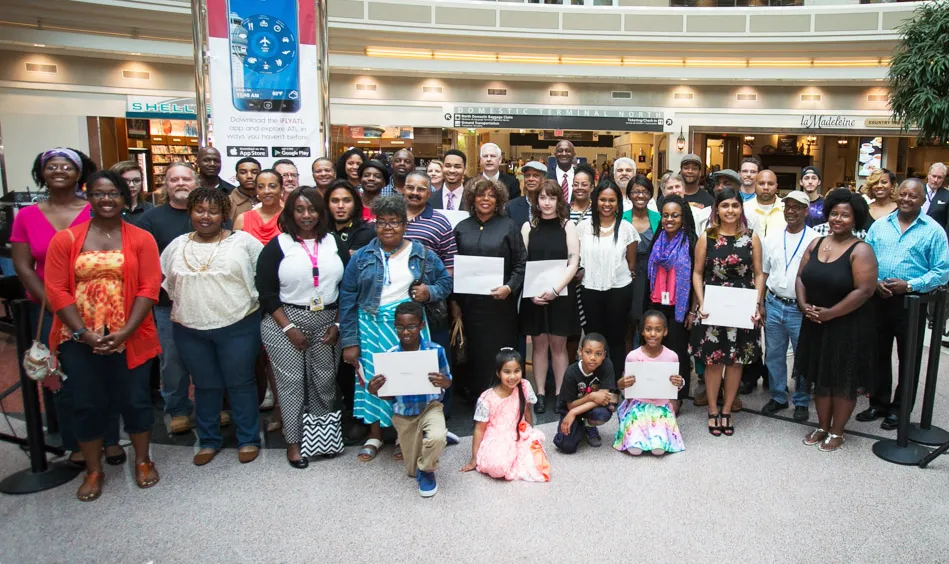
[461,348,550,482]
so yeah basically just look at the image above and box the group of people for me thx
[9,142,949,501]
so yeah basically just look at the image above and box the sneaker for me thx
[416,469,437,498]
[793,406,809,422]
[445,431,460,446]
[694,389,708,407]
[260,386,275,410]
[585,426,602,448]
[762,399,789,415]
[169,414,195,434]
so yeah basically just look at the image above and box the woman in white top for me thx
[161,188,265,466]
[578,179,640,375]
[256,187,344,468]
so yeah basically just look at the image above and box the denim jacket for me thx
[339,238,453,349]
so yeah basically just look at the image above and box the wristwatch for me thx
[907,282,914,293]
[72,327,88,341]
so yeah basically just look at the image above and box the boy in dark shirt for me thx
[554,333,616,453]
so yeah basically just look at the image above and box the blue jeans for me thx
[154,306,193,417]
[764,294,809,407]
[174,312,262,449]
[553,406,612,454]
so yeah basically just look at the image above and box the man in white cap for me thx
[508,161,547,228]
[760,191,820,421]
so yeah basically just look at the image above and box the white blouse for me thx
[276,233,344,307]
[578,219,640,291]
[379,244,414,306]
[161,230,263,330]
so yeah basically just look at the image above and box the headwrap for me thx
[647,230,692,323]
[41,148,82,172]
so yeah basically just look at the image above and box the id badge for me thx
[309,296,325,312]
[661,291,671,306]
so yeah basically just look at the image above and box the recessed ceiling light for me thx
[129,52,141,56]
[33,43,45,47]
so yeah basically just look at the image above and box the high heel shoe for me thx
[720,412,734,436]
[287,450,309,469]
[707,411,722,437]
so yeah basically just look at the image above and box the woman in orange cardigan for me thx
[45,170,163,502]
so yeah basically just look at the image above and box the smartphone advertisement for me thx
[207,0,322,185]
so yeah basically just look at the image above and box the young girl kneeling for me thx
[461,348,550,482]
[614,310,685,456]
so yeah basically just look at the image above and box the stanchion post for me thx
[0,300,80,494]
[909,288,949,445]
[872,294,933,465]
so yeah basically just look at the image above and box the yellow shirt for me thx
[743,199,786,239]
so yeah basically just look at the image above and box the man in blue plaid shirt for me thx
[368,301,451,497]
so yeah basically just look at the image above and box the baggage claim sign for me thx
[449,106,668,131]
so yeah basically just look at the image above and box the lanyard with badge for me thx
[784,228,806,272]
[300,240,324,311]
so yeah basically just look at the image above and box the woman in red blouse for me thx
[45,171,162,502]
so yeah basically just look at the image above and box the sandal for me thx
[803,428,828,447]
[77,471,104,502]
[707,411,722,437]
[818,433,845,452]
[721,413,734,436]
[357,438,384,462]
[105,445,127,466]
[393,442,403,461]
[135,460,160,489]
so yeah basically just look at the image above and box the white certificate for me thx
[523,260,569,298]
[373,350,440,397]
[453,255,504,295]
[623,362,680,400]
[704,285,758,330]
[436,210,469,229]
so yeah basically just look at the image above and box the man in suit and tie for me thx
[431,149,468,211]
[480,142,520,201]
[924,162,949,230]
[507,161,547,228]
[548,140,576,203]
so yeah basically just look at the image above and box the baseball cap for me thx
[711,169,741,186]
[681,153,702,167]
[801,166,821,179]
[521,161,547,174]
[783,191,810,206]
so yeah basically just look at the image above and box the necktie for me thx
[561,173,569,202]
[447,192,454,211]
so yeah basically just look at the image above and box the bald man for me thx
[196,147,235,194]
[744,169,786,239]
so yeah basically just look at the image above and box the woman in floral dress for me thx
[689,188,764,437]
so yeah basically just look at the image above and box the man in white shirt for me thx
[613,157,636,212]
[548,140,576,203]
[479,142,520,201]
[744,169,786,239]
[761,191,819,421]
[431,149,467,211]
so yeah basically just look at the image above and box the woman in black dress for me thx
[794,190,877,452]
[454,178,527,396]
[691,188,764,436]
[519,180,580,413]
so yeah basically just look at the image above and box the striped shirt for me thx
[385,339,451,417]
[404,204,457,268]
[866,211,949,293]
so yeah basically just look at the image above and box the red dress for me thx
[242,208,282,244]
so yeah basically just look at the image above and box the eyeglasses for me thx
[89,191,122,200]
[125,178,143,186]
[377,220,404,229]
[630,190,651,197]
[661,212,682,219]
[44,164,76,173]
[281,172,299,179]
[395,324,421,332]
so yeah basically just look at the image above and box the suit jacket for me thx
[497,172,521,201]
[430,187,469,211]
[927,186,949,233]
[506,196,531,229]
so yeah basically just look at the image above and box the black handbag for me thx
[299,360,344,458]
[412,252,449,330]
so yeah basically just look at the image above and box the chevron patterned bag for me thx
[299,363,344,458]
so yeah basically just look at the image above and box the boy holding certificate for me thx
[367,302,451,498]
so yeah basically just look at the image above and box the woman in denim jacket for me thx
[339,195,453,462]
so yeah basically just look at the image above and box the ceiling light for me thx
[33,43,45,47]
[434,51,497,62]
[676,127,686,152]
[685,59,747,68]
[837,138,848,146]
[366,47,432,59]
[498,54,560,64]
[561,56,621,66]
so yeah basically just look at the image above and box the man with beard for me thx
[431,149,467,211]
[196,147,234,194]
[738,157,760,202]
[228,157,261,223]
[680,153,714,209]
[745,169,786,239]
[385,149,415,196]
[138,164,230,433]
[548,140,576,203]
[273,159,299,203]
[612,157,636,212]
[507,161,547,228]
[480,143,520,201]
